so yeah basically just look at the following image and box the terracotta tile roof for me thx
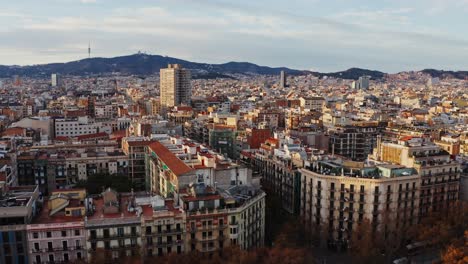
[400,136,413,141]
[77,132,108,141]
[2,127,26,137]
[148,141,193,176]
[127,140,153,147]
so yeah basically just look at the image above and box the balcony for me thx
[153,240,183,247]
[145,229,183,236]
[198,225,226,231]
[110,244,137,250]
[200,247,216,253]
[38,246,83,253]
[89,233,139,241]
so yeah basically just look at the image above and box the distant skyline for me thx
[0,0,467,72]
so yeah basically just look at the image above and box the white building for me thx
[54,116,108,138]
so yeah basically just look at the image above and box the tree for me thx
[408,201,468,249]
[349,218,385,264]
[441,230,468,264]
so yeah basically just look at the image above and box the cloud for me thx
[80,0,97,3]
[425,0,468,14]
[0,1,467,72]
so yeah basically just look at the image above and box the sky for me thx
[0,0,467,72]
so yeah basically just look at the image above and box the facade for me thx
[139,196,185,257]
[299,162,420,245]
[26,189,87,264]
[27,221,86,264]
[327,122,386,161]
[54,116,100,138]
[51,74,60,87]
[208,125,237,159]
[122,137,154,190]
[255,152,300,214]
[280,71,287,89]
[371,136,461,217]
[160,64,191,108]
[357,76,370,90]
[0,185,39,264]
[179,184,265,253]
[85,189,141,261]
[17,150,128,195]
[299,97,325,111]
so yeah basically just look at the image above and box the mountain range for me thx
[0,53,466,80]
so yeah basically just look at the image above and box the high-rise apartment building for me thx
[357,76,370,89]
[280,70,287,88]
[51,74,60,87]
[160,64,191,108]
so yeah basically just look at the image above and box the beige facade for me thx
[160,64,191,108]
[372,137,461,216]
[299,165,420,242]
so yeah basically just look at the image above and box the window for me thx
[33,232,39,239]
[47,231,52,238]
[35,255,41,264]
[74,230,80,236]
[118,227,124,237]
[61,230,67,237]
[77,252,82,259]
[34,242,40,251]
[15,231,23,241]
[48,242,53,251]
[1,232,9,242]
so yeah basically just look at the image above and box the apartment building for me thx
[160,64,191,108]
[17,150,128,195]
[299,97,325,111]
[27,189,87,264]
[327,121,386,161]
[54,116,112,137]
[139,196,185,257]
[146,136,254,198]
[122,137,154,190]
[371,136,461,217]
[84,189,141,261]
[0,185,39,264]
[299,162,420,245]
[179,183,265,253]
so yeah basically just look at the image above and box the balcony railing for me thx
[145,229,183,236]
[35,246,83,253]
[89,233,139,241]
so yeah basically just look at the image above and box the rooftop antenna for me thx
[88,41,91,59]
